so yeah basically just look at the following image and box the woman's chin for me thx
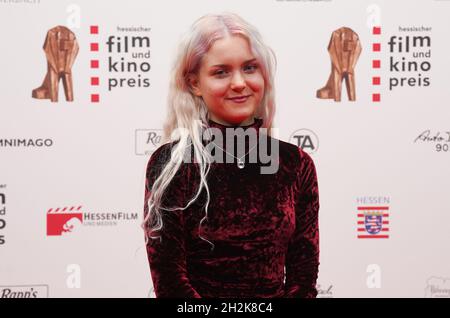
[222,115,255,126]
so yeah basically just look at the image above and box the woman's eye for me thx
[214,69,228,77]
[244,64,258,72]
[213,64,257,77]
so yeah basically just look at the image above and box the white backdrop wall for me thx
[0,0,449,298]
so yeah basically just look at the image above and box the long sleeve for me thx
[143,145,201,298]
[284,148,320,298]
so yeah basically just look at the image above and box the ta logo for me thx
[289,129,319,154]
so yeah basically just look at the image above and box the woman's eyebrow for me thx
[210,58,257,68]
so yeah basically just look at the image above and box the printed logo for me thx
[316,27,362,102]
[0,138,54,148]
[46,205,138,236]
[289,129,319,154]
[357,206,389,239]
[88,25,151,102]
[32,26,79,103]
[135,129,163,155]
[425,277,450,298]
[414,130,450,152]
[0,285,49,298]
[316,283,333,298]
[387,26,431,91]
[47,206,83,236]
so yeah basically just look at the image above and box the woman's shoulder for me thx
[145,141,180,176]
[272,139,319,195]
[272,137,316,170]
[148,141,177,163]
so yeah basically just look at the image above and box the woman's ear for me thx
[187,74,202,97]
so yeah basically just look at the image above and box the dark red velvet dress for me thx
[143,118,320,298]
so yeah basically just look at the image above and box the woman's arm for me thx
[284,148,320,298]
[143,145,201,298]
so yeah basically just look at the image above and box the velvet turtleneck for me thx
[143,117,320,298]
[207,116,263,130]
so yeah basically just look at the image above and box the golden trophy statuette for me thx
[316,27,362,102]
[32,26,79,103]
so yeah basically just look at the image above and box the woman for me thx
[142,12,320,298]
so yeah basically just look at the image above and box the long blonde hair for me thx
[142,12,277,250]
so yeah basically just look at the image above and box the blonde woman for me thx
[142,12,320,298]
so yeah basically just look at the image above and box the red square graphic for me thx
[372,93,381,102]
[91,94,100,103]
[372,60,381,68]
[90,43,99,51]
[90,60,99,68]
[90,26,99,34]
[372,77,381,85]
[373,27,381,35]
[373,43,381,52]
[47,207,83,236]
[91,77,99,86]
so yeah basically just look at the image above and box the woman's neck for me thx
[207,116,255,127]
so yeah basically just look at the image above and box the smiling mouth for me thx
[227,95,251,102]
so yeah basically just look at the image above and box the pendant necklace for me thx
[212,142,258,169]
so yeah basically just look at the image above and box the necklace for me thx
[212,142,258,169]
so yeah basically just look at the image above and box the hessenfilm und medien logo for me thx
[46,205,138,236]
[166,122,280,174]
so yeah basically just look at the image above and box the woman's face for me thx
[189,35,265,126]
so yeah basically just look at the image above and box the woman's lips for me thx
[227,95,251,103]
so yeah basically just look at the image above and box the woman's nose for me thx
[230,71,246,91]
